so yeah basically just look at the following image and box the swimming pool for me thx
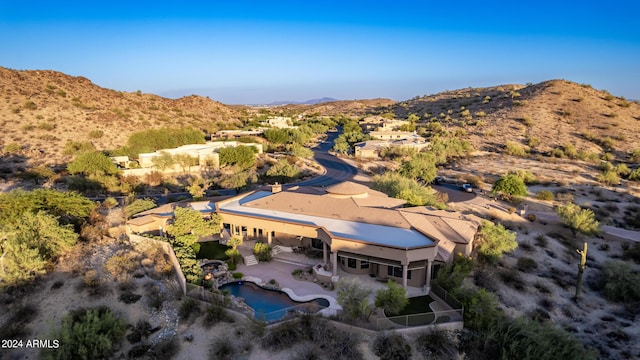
[218,281,329,322]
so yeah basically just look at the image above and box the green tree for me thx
[44,306,126,360]
[218,146,257,170]
[124,198,156,218]
[476,220,518,263]
[491,174,528,199]
[336,278,373,322]
[67,151,119,177]
[187,178,208,200]
[266,159,300,182]
[167,207,221,238]
[0,189,94,226]
[174,153,198,173]
[263,128,291,144]
[151,151,175,172]
[371,172,446,209]
[556,203,600,237]
[0,234,48,285]
[218,168,257,189]
[398,152,437,182]
[227,236,243,250]
[374,280,409,315]
[1,211,77,286]
[289,143,313,158]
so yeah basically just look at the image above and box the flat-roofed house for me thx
[215,182,480,289]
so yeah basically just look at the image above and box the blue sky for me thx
[1,1,638,104]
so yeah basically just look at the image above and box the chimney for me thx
[271,182,282,194]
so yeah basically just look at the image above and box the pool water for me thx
[218,281,329,322]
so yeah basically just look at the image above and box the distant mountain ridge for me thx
[267,97,338,105]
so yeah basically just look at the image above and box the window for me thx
[361,260,370,269]
[241,226,247,236]
[387,266,411,279]
[348,258,357,269]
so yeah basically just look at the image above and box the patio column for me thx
[267,230,272,245]
[332,252,338,276]
[425,260,432,289]
[323,242,328,264]
[402,264,408,288]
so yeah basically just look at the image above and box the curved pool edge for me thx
[241,276,342,315]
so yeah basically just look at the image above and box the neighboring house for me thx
[112,141,263,175]
[212,129,266,139]
[353,140,389,159]
[264,116,297,129]
[369,130,416,141]
[354,135,429,159]
[127,182,480,290]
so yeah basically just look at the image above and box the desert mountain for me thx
[0,67,242,165]
[385,80,640,157]
[1,66,639,170]
[267,97,338,105]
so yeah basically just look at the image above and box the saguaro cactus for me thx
[575,242,588,301]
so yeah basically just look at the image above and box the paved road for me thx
[432,184,477,203]
[288,129,358,187]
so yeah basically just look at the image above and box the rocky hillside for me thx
[0,67,242,165]
[386,80,640,159]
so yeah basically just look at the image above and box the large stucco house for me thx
[127,181,480,290]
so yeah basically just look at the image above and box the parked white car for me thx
[461,184,473,193]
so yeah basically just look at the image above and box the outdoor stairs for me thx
[271,245,293,256]
[243,255,259,266]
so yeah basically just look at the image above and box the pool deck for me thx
[234,249,431,317]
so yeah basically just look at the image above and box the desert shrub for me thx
[44,306,126,360]
[416,329,456,359]
[209,337,238,360]
[508,207,516,214]
[374,280,408,315]
[88,130,104,139]
[628,168,640,181]
[517,257,538,272]
[104,252,140,278]
[232,272,244,279]
[253,242,272,262]
[550,148,565,158]
[600,261,640,303]
[118,291,142,304]
[178,297,200,320]
[203,304,232,327]
[535,190,554,201]
[505,141,527,157]
[498,268,526,291]
[476,220,518,263]
[598,170,620,185]
[372,332,412,360]
[126,319,152,344]
[148,336,181,359]
[459,316,597,360]
[622,242,640,263]
[527,213,537,222]
[146,283,165,309]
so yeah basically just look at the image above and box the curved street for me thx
[289,129,358,187]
